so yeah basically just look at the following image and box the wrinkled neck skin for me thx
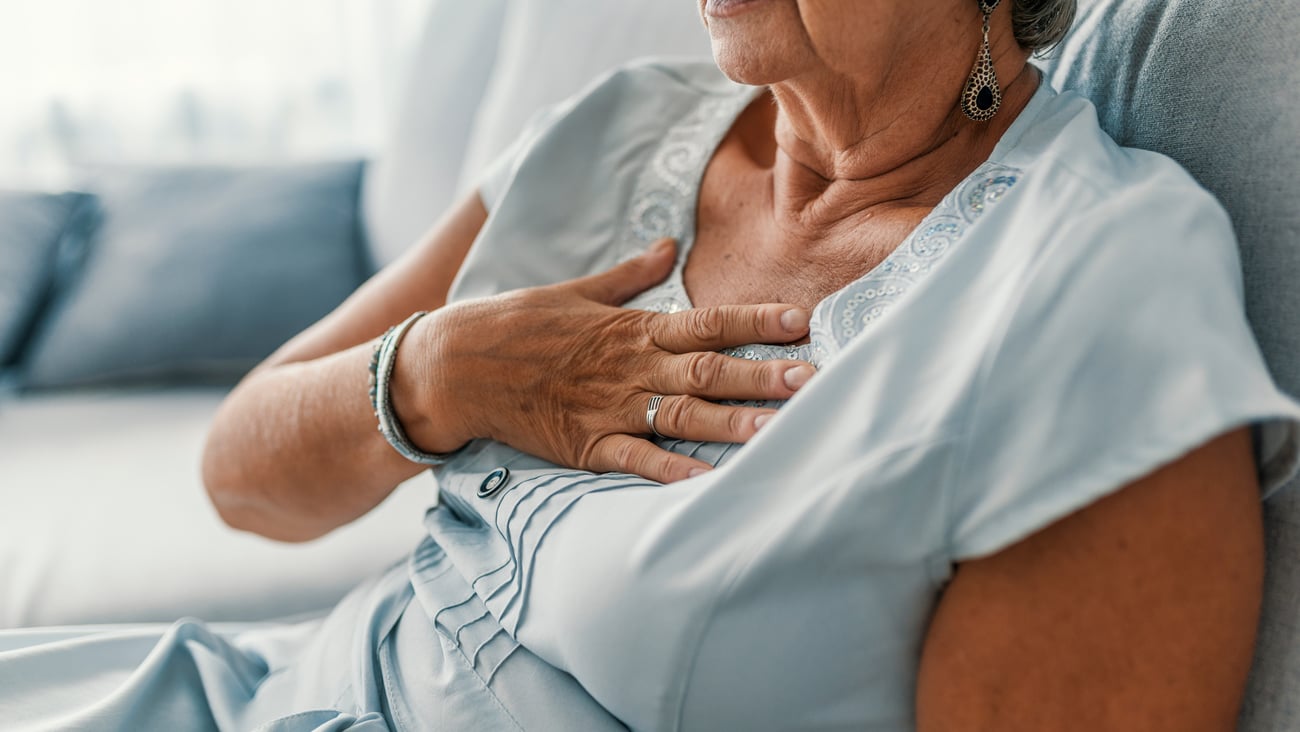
[760,25,1037,236]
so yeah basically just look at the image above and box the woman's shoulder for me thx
[1016,82,1223,205]
[982,83,1248,376]
[521,57,745,163]
[476,57,742,207]
[938,82,1300,560]
[996,82,1236,271]
[458,58,747,301]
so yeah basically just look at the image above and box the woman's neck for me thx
[759,47,1038,235]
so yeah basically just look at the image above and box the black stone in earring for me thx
[961,0,1002,122]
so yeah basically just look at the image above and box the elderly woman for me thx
[6,0,1300,730]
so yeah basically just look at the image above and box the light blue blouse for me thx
[2,59,1298,732]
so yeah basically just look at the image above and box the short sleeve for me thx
[948,182,1300,560]
[473,102,573,213]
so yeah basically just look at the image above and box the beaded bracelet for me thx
[368,311,465,465]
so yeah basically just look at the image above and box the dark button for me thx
[477,467,511,498]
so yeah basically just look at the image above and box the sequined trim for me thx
[620,87,755,317]
[808,167,1020,365]
[619,85,1022,370]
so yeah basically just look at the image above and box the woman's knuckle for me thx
[637,448,663,478]
[657,453,680,481]
[764,361,787,391]
[580,435,611,468]
[685,309,720,343]
[576,438,602,469]
[611,439,638,472]
[652,396,678,433]
[685,352,722,391]
[634,313,661,347]
[618,392,645,424]
[727,408,750,437]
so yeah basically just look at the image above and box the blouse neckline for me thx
[621,71,1053,367]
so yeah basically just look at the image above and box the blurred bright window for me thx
[0,0,430,187]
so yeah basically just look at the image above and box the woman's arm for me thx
[916,427,1263,730]
[201,193,488,542]
[203,192,815,542]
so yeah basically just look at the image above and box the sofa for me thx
[1,0,1297,729]
[0,1,713,628]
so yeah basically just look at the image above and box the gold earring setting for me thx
[961,0,1002,122]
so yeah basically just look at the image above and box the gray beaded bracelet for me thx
[369,311,464,465]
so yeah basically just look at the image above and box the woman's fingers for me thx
[641,395,776,444]
[587,433,713,484]
[650,352,813,401]
[566,238,677,305]
[589,395,779,482]
[442,239,811,483]
[652,304,810,352]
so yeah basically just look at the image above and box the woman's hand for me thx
[391,238,815,483]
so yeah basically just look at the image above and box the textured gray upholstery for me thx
[21,162,366,388]
[0,192,90,367]
[1040,1,1300,727]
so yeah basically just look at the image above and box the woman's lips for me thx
[705,0,766,19]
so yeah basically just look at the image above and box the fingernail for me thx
[753,414,772,430]
[650,239,673,255]
[780,308,809,333]
[784,365,813,390]
[688,467,710,478]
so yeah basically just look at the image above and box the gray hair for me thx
[1011,0,1077,54]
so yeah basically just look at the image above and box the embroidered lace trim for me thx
[619,86,1022,374]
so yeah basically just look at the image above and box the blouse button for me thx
[477,467,511,498]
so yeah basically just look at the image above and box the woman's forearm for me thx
[198,191,812,541]
[200,193,489,542]
[202,342,427,542]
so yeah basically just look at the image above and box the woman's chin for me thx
[704,1,808,86]
[710,38,801,87]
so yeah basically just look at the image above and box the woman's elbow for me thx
[205,488,328,543]
[201,439,326,543]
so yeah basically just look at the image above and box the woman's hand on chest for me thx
[392,239,817,484]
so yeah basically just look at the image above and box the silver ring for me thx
[646,394,666,439]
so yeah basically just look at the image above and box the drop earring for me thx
[960,0,1002,122]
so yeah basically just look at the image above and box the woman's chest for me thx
[684,158,933,313]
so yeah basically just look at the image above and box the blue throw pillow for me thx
[0,191,93,368]
[20,161,367,388]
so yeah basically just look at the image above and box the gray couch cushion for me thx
[0,192,92,367]
[21,161,366,388]
[1041,1,1300,727]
